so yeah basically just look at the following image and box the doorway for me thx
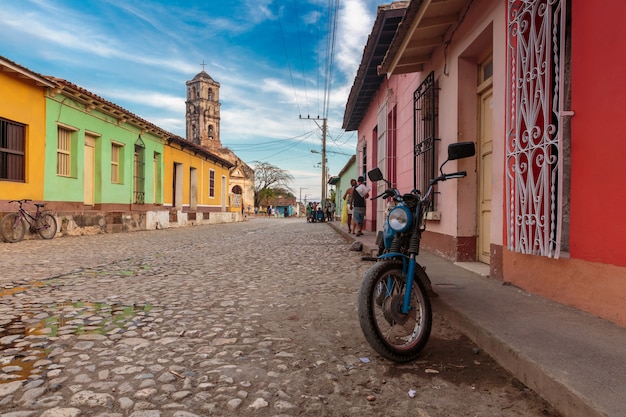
[477,57,493,264]
[84,134,96,205]
[173,162,183,209]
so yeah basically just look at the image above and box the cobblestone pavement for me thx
[0,218,559,417]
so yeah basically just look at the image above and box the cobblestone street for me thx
[0,218,559,417]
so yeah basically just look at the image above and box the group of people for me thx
[306,201,335,223]
[342,176,370,237]
[304,176,370,234]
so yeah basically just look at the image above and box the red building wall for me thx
[569,0,626,267]
[505,0,626,327]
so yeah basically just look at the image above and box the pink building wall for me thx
[356,72,421,232]
[354,0,626,326]
[358,0,505,265]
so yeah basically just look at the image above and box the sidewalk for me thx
[328,222,626,417]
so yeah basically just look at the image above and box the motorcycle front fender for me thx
[378,252,408,261]
[375,254,436,297]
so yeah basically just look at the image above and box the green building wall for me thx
[334,160,357,219]
[44,94,164,205]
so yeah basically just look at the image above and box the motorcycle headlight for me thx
[388,206,412,233]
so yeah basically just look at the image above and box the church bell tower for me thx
[186,66,221,149]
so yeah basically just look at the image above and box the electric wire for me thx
[273,0,303,117]
[321,0,339,119]
[294,0,310,118]
[226,129,318,153]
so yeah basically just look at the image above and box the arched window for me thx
[232,185,242,194]
[208,125,214,139]
[191,86,197,99]
[208,88,213,101]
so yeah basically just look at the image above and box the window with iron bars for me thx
[413,71,438,208]
[209,169,215,198]
[134,144,145,204]
[0,117,25,182]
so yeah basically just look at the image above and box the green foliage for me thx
[252,161,294,207]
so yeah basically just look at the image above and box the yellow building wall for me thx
[162,144,230,209]
[0,72,47,201]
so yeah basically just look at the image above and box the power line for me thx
[293,0,310,118]
[273,0,302,117]
[322,0,339,119]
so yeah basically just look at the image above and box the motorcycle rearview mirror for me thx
[439,142,476,174]
[367,168,384,182]
[448,142,476,161]
[368,167,392,188]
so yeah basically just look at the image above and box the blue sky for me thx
[0,0,390,202]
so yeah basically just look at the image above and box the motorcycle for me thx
[358,142,475,362]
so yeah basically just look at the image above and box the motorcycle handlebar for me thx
[445,171,467,179]
[371,189,399,200]
[371,190,390,200]
[430,171,467,185]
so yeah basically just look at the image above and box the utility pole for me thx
[299,187,308,204]
[300,115,327,204]
[321,118,327,205]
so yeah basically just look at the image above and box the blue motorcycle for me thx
[358,142,475,362]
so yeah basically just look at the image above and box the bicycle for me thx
[0,199,58,243]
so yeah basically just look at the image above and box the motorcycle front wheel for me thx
[358,260,432,362]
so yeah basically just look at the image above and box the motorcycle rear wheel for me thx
[358,260,432,362]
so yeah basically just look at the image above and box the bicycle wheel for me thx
[36,213,58,239]
[358,260,432,362]
[0,213,26,243]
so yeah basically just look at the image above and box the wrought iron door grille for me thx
[506,0,570,258]
[413,71,438,207]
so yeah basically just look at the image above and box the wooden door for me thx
[84,135,96,205]
[478,86,493,263]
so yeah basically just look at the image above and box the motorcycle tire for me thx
[358,259,432,362]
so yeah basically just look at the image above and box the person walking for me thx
[342,179,357,233]
[351,176,370,236]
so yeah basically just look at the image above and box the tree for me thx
[252,161,294,207]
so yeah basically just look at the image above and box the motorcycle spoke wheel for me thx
[36,213,58,240]
[0,213,26,243]
[358,260,432,362]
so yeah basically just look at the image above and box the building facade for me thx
[185,70,255,216]
[0,57,56,208]
[1,56,239,237]
[329,155,357,222]
[344,0,626,327]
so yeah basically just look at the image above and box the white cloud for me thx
[0,0,383,202]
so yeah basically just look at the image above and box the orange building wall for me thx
[0,72,47,202]
[162,145,230,209]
